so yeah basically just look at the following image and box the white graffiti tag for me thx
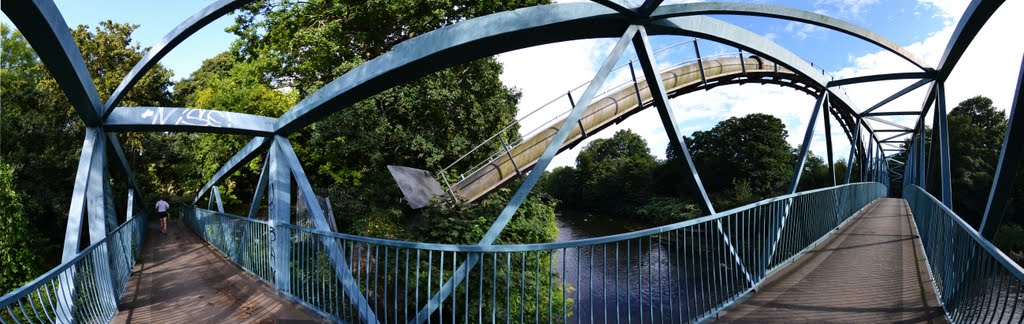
[141,107,233,128]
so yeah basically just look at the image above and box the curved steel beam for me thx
[937,0,1004,80]
[104,107,277,136]
[638,0,665,16]
[592,0,636,16]
[273,3,628,135]
[1,0,103,126]
[649,2,932,71]
[103,0,250,116]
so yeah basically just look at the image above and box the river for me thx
[552,210,740,322]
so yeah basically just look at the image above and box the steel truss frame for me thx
[4,0,1018,321]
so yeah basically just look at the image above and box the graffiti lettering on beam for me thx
[104,107,276,135]
[143,107,231,128]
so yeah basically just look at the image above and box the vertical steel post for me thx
[868,133,876,182]
[738,48,747,75]
[823,100,836,186]
[126,189,135,221]
[268,140,291,293]
[566,91,589,138]
[498,134,522,177]
[102,162,118,231]
[56,128,101,322]
[84,130,117,313]
[844,118,862,184]
[628,61,645,109]
[927,101,941,194]
[980,54,1024,238]
[918,119,927,188]
[693,38,707,85]
[935,81,954,208]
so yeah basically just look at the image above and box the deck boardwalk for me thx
[112,220,323,324]
[717,198,947,323]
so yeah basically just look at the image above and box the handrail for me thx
[275,181,881,253]
[0,213,149,323]
[905,185,1024,322]
[907,185,1024,281]
[183,182,885,322]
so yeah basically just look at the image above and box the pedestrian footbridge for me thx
[3,0,1024,323]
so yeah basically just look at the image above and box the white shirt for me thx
[156,200,170,212]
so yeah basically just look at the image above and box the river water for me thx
[552,211,740,322]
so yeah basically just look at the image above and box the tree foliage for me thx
[1,22,176,268]
[946,96,1007,227]
[0,161,50,294]
[542,129,701,225]
[170,52,298,207]
[688,113,793,204]
[230,0,548,96]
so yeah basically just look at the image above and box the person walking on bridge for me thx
[156,197,170,235]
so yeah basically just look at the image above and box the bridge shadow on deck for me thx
[717,198,947,323]
[112,220,324,324]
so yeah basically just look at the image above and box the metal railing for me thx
[182,182,884,323]
[904,185,1024,323]
[0,213,149,323]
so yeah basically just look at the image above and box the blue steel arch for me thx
[102,0,248,116]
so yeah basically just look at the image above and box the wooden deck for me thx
[112,220,323,323]
[716,198,947,323]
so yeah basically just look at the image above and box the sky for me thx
[3,0,1024,174]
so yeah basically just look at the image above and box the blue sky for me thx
[4,0,1023,172]
[3,0,240,81]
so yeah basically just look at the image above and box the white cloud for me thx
[916,0,971,22]
[785,21,827,40]
[816,0,881,18]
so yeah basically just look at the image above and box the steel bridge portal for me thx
[2,0,1023,323]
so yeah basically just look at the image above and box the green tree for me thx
[687,113,793,208]
[795,149,833,191]
[946,96,1007,227]
[541,166,582,209]
[1,22,176,265]
[172,52,298,208]
[574,130,658,218]
[0,161,50,294]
